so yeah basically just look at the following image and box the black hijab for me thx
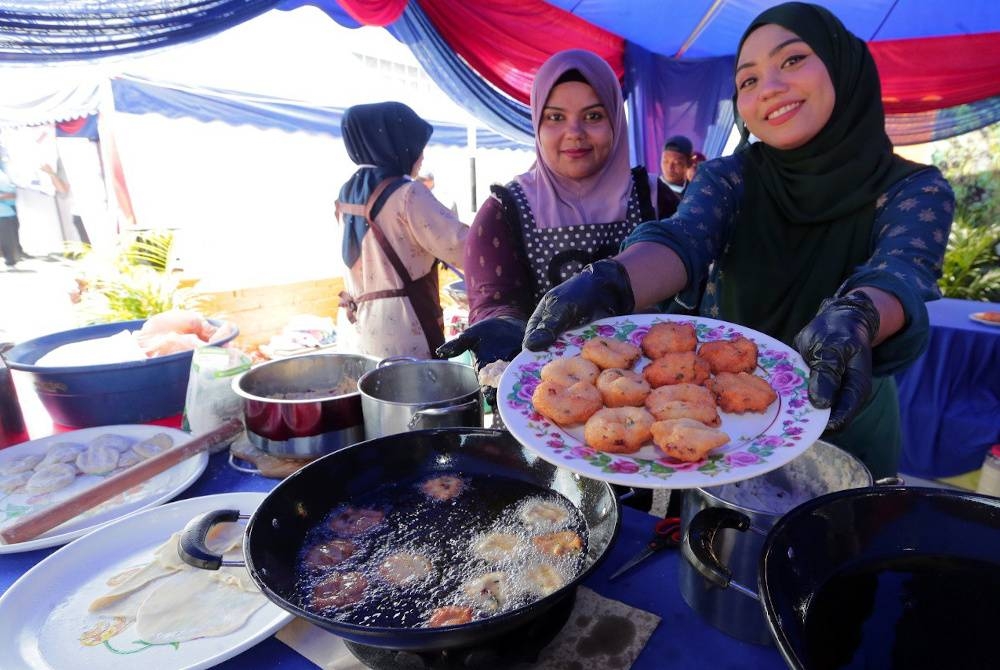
[718,2,923,345]
[339,101,433,267]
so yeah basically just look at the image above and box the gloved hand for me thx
[793,292,881,432]
[436,316,526,371]
[523,259,635,351]
[436,316,526,410]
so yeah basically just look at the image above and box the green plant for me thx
[75,231,201,323]
[938,218,1000,301]
[932,122,1000,302]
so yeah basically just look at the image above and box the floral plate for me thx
[497,314,830,489]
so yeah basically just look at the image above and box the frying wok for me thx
[180,428,620,651]
[686,486,1000,668]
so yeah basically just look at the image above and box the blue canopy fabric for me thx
[110,75,527,150]
[0,1,278,63]
[545,0,1000,58]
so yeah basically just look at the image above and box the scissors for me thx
[608,516,682,581]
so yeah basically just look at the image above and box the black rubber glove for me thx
[793,292,881,432]
[436,316,526,410]
[523,259,636,351]
[436,315,526,371]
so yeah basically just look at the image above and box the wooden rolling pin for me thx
[0,418,244,546]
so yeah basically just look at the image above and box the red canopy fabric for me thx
[337,0,407,26]
[872,32,1000,114]
[415,0,624,105]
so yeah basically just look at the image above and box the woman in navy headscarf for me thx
[336,102,469,359]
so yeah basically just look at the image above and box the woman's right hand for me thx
[523,259,636,351]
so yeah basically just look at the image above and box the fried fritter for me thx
[581,336,642,370]
[650,418,730,462]
[583,407,655,453]
[641,322,698,358]
[532,530,584,557]
[698,336,759,374]
[644,385,721,427]
[531,379,603,426]
[540,356,600,386]
[595,367,651,407]
[642,351,711,388]
[705,372,778,414]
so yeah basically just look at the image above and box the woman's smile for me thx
[765,100,803,123]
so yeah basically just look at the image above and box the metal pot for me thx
[232,353,378,459]
[178,428,621,651]
[678,440,873,644]
[358,357,482,439]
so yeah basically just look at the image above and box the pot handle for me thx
[681,507,764,601]
[377,355,419,368]
[178,508,249,570]
[407,398,480,430]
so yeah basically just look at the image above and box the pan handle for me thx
[407,398,480,429]
[681,507,766,601]
[178,508,249,570]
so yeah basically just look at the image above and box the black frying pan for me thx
[181,428,620,651]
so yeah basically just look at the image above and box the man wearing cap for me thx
[655,135,693,219]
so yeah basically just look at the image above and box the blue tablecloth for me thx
[0,450,786,669]
[896,298,1000,478]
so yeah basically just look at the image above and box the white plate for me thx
[498,315,830,489]
[0,425,207,553]
[0,492,293,670]
[970,311,1000,327]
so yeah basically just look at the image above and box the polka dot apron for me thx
[505,181,648,303]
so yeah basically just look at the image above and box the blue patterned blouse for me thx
[624,151,954,376]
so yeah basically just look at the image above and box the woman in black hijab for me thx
[521,2,954,478]
[337,102,468,359]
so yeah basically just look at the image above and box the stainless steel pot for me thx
[232,353,379,459]
[358,357,482,439]
[677,440,874,644]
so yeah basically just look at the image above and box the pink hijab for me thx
[515,49,633,230]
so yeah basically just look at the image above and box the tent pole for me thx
[467,125,478,212]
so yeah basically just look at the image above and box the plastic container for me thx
[0,349,29,448]
[975,445,1000,497]
[3,319,237,428]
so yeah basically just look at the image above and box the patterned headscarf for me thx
[515,49,633,230]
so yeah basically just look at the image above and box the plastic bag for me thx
[182,346,252,435]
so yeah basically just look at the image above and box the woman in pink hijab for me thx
[438,49,656,381]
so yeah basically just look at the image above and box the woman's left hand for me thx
[793,292,881,432]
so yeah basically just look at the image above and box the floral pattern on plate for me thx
[497,315,830,489]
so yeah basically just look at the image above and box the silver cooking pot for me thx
[357,357,483,439]
[232,352,379,459]
[677,440,875,644]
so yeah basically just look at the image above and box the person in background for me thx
[522,1,953,479]
[655,135,693,218]
[336,102,469,360]
[41,160,90,246]
[686,151,707,183]
[0,167,18,269]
